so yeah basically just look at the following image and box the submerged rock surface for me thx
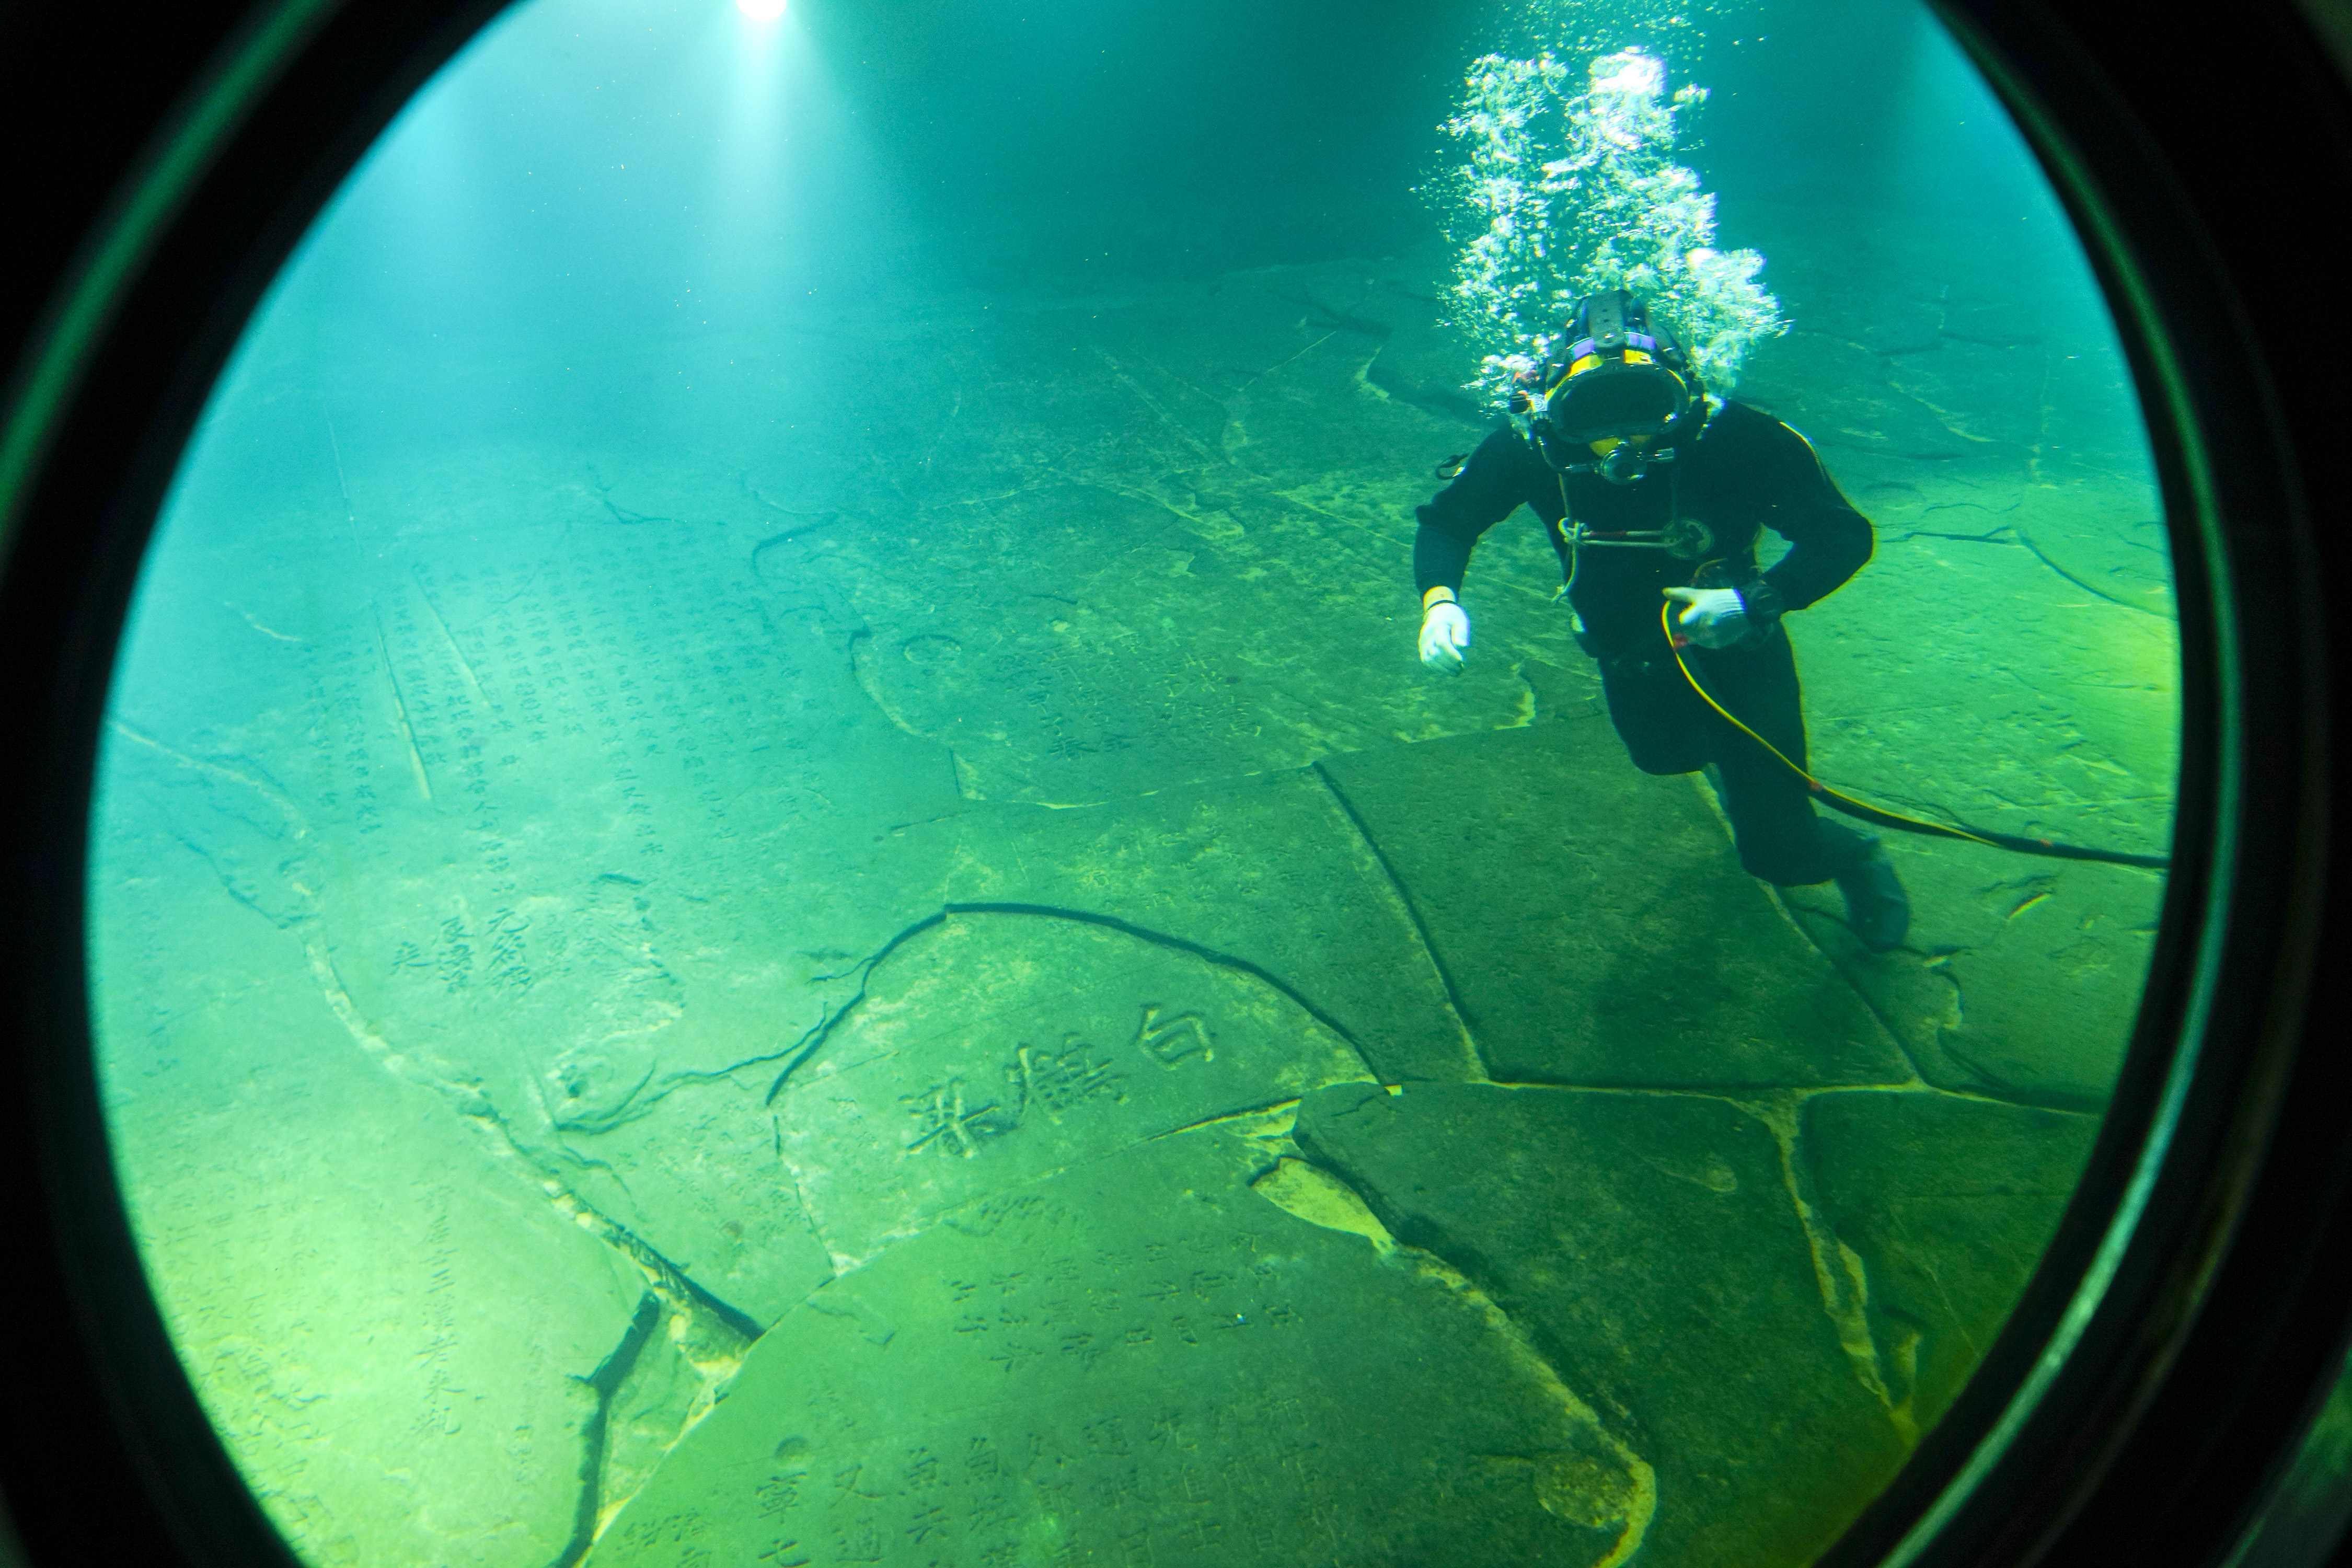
[96,213,2163,1567]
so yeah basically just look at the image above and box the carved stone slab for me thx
[777,912,1377,1267]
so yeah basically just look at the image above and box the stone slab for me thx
[587,762,1481,1308]
[1739,449,2168,1109]
[720,260,1598,805]
[305,843,861,1329]
[93,808,644,1568]
[587,1125,1648,1568]
[1793,498,2178,865]
[536,765,1475,1323]
[298,756,1478,1330]
[1708,202,2173,1115]
[775,912,1377,1267]
[1296,1080,1912,1568]
[1318,721,1910,1088]
[1802,1089,2102,1431]
[1779,850,2162,1109]
[814,469,1582,803]
[920,766,1481,1084]
[99,210,2175,1568]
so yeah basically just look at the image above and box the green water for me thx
[86,1,2173,1564]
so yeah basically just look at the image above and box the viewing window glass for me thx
[87,1,2176,1564]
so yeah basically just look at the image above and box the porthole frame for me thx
[2,3,2345,1565]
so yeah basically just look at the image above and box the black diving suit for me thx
[1413,399,1876,887]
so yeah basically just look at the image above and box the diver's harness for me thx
[1557,487,1717,599]
[1538,430,1722,614]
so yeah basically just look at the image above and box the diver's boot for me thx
[1834,836,1911,953]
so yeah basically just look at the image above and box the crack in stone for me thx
[1730,1090,1919,1448]
[368,603,436,805]
[601,1001,830,1126]
[1310,762,1488,1080]
[848,627,954,746]
[1479,1076,2090,1130]
[1148,1096,1310,1142]
[1264,284,1394,342]
[1054,471,1226,533]
[1265,1147,1656,1566]
[1478,1077,1930,1100]
[1362,351,1490,426]
[110,719,310,839]
[547,1292,661,1568]
[1236,326,1342,384]
[1505,662,1541,729]
[1083,344,1228,467]
[302,938,760,1445]
[1406,1255,1657,1568]
[1886,526,2021,545]
[777,1155,852,1277]
[165,831,306,928]
[943,902,1377,1075]
[1265,483,1395,539]
[2010,525,2171,617]
[1768,885,1936,1085]
[1929,1031,2110,1115]
[764,912,949,1104]
[598,498,678,526]
[739,482,853,531]
[1447,1075,2083,1448]
[407,568,493,708]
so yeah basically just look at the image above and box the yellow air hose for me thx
[1655,598,2170,869]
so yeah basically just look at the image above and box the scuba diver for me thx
[1412,289,1912,951]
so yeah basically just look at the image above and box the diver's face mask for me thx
[1519,305,1699,483]
[1586,434,1656,485]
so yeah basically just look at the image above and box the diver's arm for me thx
[1412,428,1542,668]
[1413,427,1539,598]
[1749,420,1874,615]
[1414,527,1476,602]
[1416,522,1477,667]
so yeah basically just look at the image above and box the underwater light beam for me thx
[737,0,787,19]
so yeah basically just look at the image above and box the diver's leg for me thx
[1598,650,1710,776]
[1700,633,1909,949]
[1694,632,1850,881]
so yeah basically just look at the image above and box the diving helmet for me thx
[1519,291,1705,481]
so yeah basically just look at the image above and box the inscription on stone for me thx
[1135,1006,1211,1066]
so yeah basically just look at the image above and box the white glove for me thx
[1664,586,1749,649]
[1419,601,1471,668]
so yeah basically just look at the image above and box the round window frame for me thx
[1,3,2344,1565]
